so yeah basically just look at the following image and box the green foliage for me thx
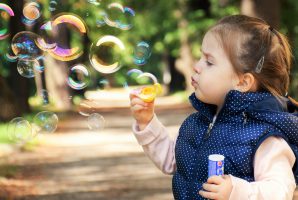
[0,123,11,144]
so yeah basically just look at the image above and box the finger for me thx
[129,87,143,98]
[130,97,148,107]
[202,183,219,192]
[222,174,230,180]
[198,190,218,199]
[207,175,224,185]
[129,92,138,100]
[131,104,147,112]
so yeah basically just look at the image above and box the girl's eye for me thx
[206,60,213,66]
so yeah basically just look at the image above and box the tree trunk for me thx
[0,76,21,121]
[44,55,72,111]
[241,0,280,28]
[6,0,31,117]
[175,0,195,93]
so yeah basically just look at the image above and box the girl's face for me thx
[191,31,240,109]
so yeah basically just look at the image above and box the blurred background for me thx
[0,0,298,199]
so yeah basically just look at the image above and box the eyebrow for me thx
[200,48,215,59]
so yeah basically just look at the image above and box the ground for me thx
[0,101,193,200]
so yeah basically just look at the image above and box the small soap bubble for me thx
[39,89,51,106]
[98,78,109,90]
[22,2,41,26]
[67,64,90,90]
[103,3,135,30]
[34,56,45,72]
[33,111,58,134]
[133,41,151,65]
[118,7,135,30]
[49,0,58,12]
[11,31,43,60]
[7,117,33,143]
[104,2,124,28]
[23,2,41,21]
[87,113,105,131]
[17,58,39,78]
[78,100,98,116]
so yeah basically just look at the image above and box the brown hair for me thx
[209,14,292,98]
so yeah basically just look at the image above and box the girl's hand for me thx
[198,175,233,200]
[130,93,154,131]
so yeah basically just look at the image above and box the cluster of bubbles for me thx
[2,1,159,135]
[7,111,58,144]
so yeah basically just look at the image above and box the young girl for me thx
[130,14,298,200]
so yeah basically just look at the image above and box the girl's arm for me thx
[229,136,296,200]
[132,114,177,174]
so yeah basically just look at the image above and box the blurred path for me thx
[0,95,194,200]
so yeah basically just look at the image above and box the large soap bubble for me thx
[89,35,125,74]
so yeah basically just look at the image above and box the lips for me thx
[191,76,198,86]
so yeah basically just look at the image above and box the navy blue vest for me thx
[172,90,298,200]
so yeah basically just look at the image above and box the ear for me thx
[235,73,257,92]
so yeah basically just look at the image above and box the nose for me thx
[193,60,202,74]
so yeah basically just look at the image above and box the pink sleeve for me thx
[132,114,177,174]
[229,136,296,200]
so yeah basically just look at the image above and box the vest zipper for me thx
[203,115,217,140]
[242,112,247,124]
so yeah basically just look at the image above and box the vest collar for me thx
[189,90,273,121]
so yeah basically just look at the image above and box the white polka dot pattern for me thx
[172,90,298,200]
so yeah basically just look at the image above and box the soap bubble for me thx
[47,14,87,61]
[89,35,125,74]
[67,64,90,90]
[98,78,109,90]
[33,111,58,134]
[0,3,14,40]
[49,0,58,12]
[87,113,105,131]
[118,7,135,30]
[23,2,41,21]
[103,3,135,30]
[7,117,33,143]
[78,100,99,116]
[11,31,43,60]
[133,41,151,65]
[4,47,18,62]
[103,3,124,28]
[22,2,41,26]
[17,58,39,78]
